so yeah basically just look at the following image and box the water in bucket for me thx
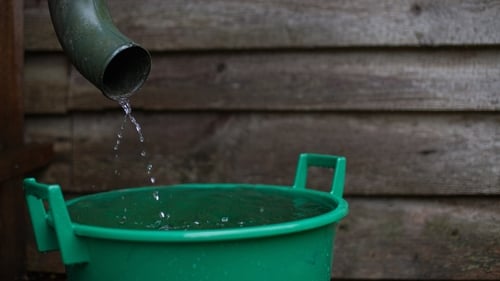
[68,186,337,231]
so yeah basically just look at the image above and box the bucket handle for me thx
[23,178,89,265]
[292,153,346,198]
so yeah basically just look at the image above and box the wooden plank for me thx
[332,197,500,279]
[24,0,56,50]
[24,0,500,51]
[23,117,73,188]
[24,53,69,114]
[23,112,498,195]
[0,144,54,182]
[25,197,500,280]
[61,49,500,112]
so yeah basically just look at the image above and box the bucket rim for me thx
[63,183,348,242]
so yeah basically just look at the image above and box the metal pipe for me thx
[49,0,151,100]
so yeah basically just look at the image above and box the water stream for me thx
[113,98,156,185]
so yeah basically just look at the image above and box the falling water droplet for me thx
[153,190,160,201]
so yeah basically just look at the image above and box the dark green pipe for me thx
[49,0,151,100]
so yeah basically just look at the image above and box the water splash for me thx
[152,190,160,201]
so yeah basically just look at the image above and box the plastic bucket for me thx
[24,154,348,281]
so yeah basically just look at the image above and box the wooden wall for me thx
[23,0,499,279]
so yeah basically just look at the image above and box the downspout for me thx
[48,0,151,100]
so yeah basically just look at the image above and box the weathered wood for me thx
[24,50,500,113]
[0,144,54,182]
[1,1,24,144]
[25,112,499,195]
[1,180,26,279]
[333,198,500,279]
[24,0,500,51]
[0,0,26,280]
[25,197,500,280]
[24,117,73,188]
[24,53,69,114]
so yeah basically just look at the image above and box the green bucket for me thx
[24,154,348,281]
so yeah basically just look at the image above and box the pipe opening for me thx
[102,46,151,100]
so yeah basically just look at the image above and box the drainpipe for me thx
[48,0,151,100]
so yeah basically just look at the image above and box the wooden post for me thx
[1,0,54,278]
[0,0,26,279]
